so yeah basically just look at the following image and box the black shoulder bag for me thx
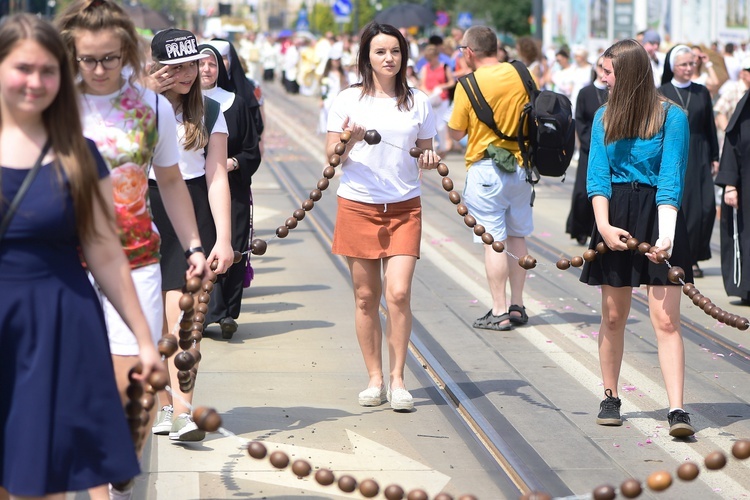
[0,140,51,244]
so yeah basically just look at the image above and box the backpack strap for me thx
[509,60,541,201]
[457,73,515,142]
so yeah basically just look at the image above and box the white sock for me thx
[670,407,684,413]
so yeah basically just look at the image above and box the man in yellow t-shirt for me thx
[448,26,533,332]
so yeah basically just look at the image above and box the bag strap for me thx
[0,140,51,243]
[457,73,515,142]
[509,60,541,200]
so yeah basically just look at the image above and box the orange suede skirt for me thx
[332,196,422,259]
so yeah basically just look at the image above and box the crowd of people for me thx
[4,3,750,497]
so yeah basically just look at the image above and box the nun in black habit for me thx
[199,41,262,338]
[566,58,607,244]
[716,90,750,303]
[659,44,719,277]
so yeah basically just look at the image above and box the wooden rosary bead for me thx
[442,177,454,191]
[328,154,341,167]
[583,249,597,262]
[247,441,267,459]
[686,287,701,299]
[125,400,142,418]
[619,478,642,498]
[276,226,289,238]
[457,203,468,216]
[269,450,290,469]
[732,439,750,459]
[323,165,336,179]
[407,490,429,500]
[206,266,218,283]
[691,294,704,306]
[656,250,669,263]
[737,318,750,331]
[710,307,721,319]
[648,246,659,255]
[491,240,505,253]
[519,255,537,270]
[570,255,584,267]
[591,485,615,500]
[185,276,202,294]
[189,329,203,344]
[198,292,210,304]
[556,258,571,270]
[463,214,476,228]
[285,217,298,229]
[251,238,267,256]
[646,470,672,491]
[179,378,194,393]
[334,142,346,155]
[148,370,169,391]
[384,484,405,500]
[677,462,700,481]
[195,302,208,315]
[174,351,197,371]
[717,310,728,323]
[338,475,357,493]
[449,190,461,204]
[178,329,191,342]
[358,480,380,499]
[433,493,452,500]
[697,296,710,308]
[637,241,652,254]
[192,310,205,323]
[209,259,218,271]
[193,406,222,432]
[176,369,191,383]
[625,237,639,251]
[683,282,695,293]
[179,317,193,331]
[140,392,155,411]
[302,199,315,211]
[363,129,381,145]
[310,188,322,201]
[317,177,330,190]
[232,250,242,263]
[409,147,423,158]
[339,130,351,143]
[126,382,144,401]
[473,224,485,237]
[178,293,194,312]
[595,242,608,254]
[727,314,738,327]
[705,451,727,470]
[668,266,686,284]
[437,163,449,176]
[293,209,306,221]
[481,232,494,245]
[157,334,179,358]
[315,468,335,485]
[128,362,143,380]
[291,459,312,477]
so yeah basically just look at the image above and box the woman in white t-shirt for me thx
[147,28,234,442]
[326,21,439,412]
[56,1,205,491]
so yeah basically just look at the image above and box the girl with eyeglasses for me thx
[56,1,208,495]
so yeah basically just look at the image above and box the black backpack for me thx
[511,60,575,183]
[458,61,575,202]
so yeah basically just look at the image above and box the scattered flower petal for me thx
[622,385,637,392]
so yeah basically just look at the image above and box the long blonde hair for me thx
[150,61,208,151]
[601,39,666,144]
[0,13,108,242]
[56,0,144,86]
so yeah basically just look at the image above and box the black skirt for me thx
[580,183,693,287]
[149,176,217,291]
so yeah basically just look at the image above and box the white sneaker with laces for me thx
[387,387,414,411]
[151,405,173,435]
[169,412,206,441]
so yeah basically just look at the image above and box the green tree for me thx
[434,0,532,36]
[310,3,336,35]
[141,0,187,27]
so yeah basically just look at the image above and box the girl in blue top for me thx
[580,39,695,438]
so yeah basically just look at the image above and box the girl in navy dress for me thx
[0,13,163,498]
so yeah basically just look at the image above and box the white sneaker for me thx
[358,385,387,406]
[169,412,206,441]
[151,405,173,435]
[109,482,133,500]
[387,387,414,411]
